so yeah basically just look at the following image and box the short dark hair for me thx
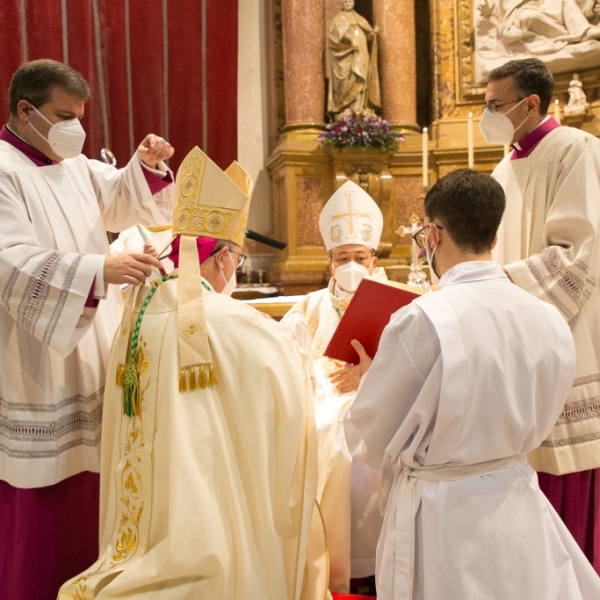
[424,169,506,254]
[8,59,90,115]
[488,58,554,115]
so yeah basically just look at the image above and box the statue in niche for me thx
[327,0,381,115]
[475,0,600,81]
[564,72,590,114]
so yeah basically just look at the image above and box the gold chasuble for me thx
[58,148,321,600]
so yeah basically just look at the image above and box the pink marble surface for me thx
[296,175,325,246]
[374,0,416,124]
[395,176,425,244]
[282,0,325,125]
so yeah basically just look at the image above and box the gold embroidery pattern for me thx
[172,147,248,245]
[62,341,151,598]
[328,190,372,240]
[182,320,202,340]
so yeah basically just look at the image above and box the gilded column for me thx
[281,0,325,128]
[373,0,417,126]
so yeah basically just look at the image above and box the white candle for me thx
[422,127,429,189]
[554,99,561,124]
[467,112,474,169]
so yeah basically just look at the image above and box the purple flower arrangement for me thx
[317,109,406,153]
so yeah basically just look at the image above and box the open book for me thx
[324,277,427,364]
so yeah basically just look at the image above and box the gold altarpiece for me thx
[265,0,600,294]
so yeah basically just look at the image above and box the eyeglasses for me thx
[412,222,443,249]
[481,98,525,113]
[229,249,247,268]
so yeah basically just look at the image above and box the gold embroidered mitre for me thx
[173,146,253,246]
[174,147,253,392]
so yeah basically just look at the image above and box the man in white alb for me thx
[0,59,173,600]
[345,169,600,600]
[283,180,385,594]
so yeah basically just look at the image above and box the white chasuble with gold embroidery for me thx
[282,270,387,592]
[58,278,319,600]
[492,126,600,475]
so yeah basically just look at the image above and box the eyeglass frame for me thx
[481,98,525,113]
[228,249,247,268]
[412,222,444,250]
[209,245,247,268]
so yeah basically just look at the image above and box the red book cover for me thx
[324,278,426,364]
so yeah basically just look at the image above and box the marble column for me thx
[373,0,417,126]
[281,0,325,128]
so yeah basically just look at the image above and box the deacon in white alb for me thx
[345,169,600,600]
[283,180,385,593]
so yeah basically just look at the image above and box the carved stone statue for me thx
[564,72,590,114]
[475,0,600,81]
[499,0,600,54]
[327,0,381,115]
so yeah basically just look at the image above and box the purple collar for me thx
[511,117,560,160]
[0,125,57,166]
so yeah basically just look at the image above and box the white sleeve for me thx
[344,305,439,470]
[86,155,174,232]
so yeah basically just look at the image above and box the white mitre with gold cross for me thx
[319,180,383,251]
[174,146,253,391]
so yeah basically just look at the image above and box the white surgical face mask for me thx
[334,261,370,293]
[29,105,86,159]
[220,253,237,296]
[479,98,528,146]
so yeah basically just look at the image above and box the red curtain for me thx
[0,0,238,172]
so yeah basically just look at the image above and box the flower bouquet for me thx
[318,109,406,153]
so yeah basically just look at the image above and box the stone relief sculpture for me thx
[564,72,590,113]
[474,0,600,81]
[327,0,381,114]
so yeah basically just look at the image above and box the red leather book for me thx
[324,278,426,364]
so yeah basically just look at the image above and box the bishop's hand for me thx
[329,339,372,394]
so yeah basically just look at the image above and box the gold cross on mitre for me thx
[328,190,372,239]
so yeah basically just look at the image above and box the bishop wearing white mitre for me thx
[283,180,386,594]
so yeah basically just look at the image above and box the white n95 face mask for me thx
[479,98,528,146]
[334,261,370,293]
[29,106,86,159]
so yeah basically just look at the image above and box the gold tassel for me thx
[189,367,197,391]
[116,364,125,387]
[199,365,208,389]
[122,363,139,417]
[179,369,187,393]
[208,364,218,387]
